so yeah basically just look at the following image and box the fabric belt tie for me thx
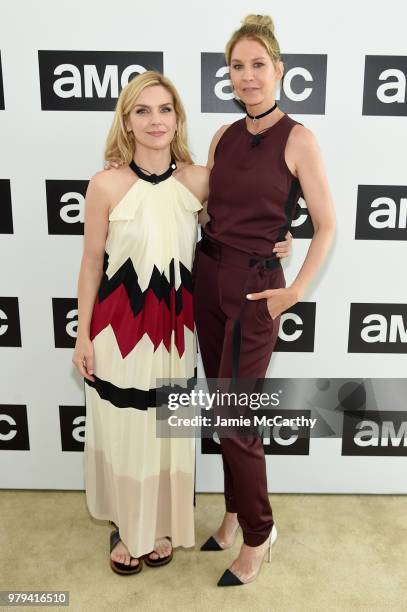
[199,231,281,380]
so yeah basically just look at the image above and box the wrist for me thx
[77,328,90,341]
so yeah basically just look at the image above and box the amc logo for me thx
[363,56,407,116]
[290,197,314,239]
[0,180,13,234]
[46,180,87,235]
[59,406,86,451]
[0,405,29,450]
[0,297,21,347]
[201,53,327,114]
[38,51,164,111]
[342,410,407,456]
[202,409,311,455]
[355,185,407,240]
[52,298,78,348]
[274,302,316,352]
[348,304,407,353]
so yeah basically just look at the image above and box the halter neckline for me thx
[129,159,177,184]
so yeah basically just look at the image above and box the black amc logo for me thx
[0,51,4,109]
[59,406,86,452]
[363,56,407,116]
[355,185,407,240]
[201,410,311,455]
[0,297,21,347]
[0,405,29,450]
[274,302,316,352]
[201,53,327,114]
[52,298,78,348]
[342,411,407,456]
[290,197,314,239]
[46,180,88,235]
[38,51,164,111]
[348,304,407,354]
[0,180,13,233]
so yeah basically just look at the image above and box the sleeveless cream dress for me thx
[84,174,201,557]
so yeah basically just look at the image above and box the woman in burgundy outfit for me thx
[195,14,335,586]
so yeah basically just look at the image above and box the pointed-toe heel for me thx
[217,569,243,587]
[200,536,224,551]
[200,525,240,551]
[217,524,277,587]
[267,524,278,562]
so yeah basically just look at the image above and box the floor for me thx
[1,491,406,611]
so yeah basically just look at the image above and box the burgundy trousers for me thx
[193,233,285,546]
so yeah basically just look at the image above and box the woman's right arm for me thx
[72,173,110,381]
[207,124,229,171]
[198,125,229,227]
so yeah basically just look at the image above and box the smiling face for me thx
[229,37,283,108]
[125,84,178,151]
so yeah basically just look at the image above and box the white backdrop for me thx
[0,0,406,492]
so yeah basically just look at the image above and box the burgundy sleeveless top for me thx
[205,113,303,257]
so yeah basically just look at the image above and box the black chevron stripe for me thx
[85,370,197,410]
[98,252,193,316]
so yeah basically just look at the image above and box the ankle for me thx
[241,538,269,557]
[224,511,238,523]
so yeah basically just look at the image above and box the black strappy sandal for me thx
[109,530,143,575]
[144,537,173,567]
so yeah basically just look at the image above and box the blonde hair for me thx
[104,70,193,165]
[225,14,281,65]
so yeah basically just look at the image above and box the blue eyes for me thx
[135,107,172,114]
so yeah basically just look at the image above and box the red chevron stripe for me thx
[90,284,193,358]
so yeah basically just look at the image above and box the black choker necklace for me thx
[129,158,177,185]
[246,101,278,124]
[246,102,279,147]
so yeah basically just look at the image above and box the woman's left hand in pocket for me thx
[246,286,300,320]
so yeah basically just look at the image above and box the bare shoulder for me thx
[86,170,111,201]
[174,163,209,203]
[89,166,129,188]
[86,166,134,214]
[210,124,231,148]
[173,160,191,176]
[287,124,319,151]
[183,163,210,181]
[207,124,231,169]
[175,162,208,181]
[214,123,231,138]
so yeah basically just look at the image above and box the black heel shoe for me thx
[200,525,240,551]
[217,525,277,587]
[200,536,223,551]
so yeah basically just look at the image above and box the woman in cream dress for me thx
[72,70,209,574]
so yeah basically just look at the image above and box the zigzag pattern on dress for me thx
[90,252,194,358]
